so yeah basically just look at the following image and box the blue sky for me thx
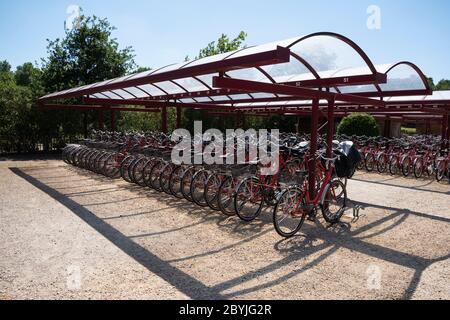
[1,0,449,81]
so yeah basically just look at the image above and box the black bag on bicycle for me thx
[334,141,361,178]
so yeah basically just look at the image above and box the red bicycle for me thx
[272,152,347,238]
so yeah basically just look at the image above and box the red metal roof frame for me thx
[39,45,291,102]
[38,32,444,119]
[39,32,401,105]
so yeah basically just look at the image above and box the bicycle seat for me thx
[296,141,310,149]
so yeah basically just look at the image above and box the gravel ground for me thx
[0,156,449,300]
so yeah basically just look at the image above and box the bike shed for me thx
[38,32,450,198]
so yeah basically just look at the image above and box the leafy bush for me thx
[337,113,380,137]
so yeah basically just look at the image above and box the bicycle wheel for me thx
[234,176,264,222]
[356,153,364,170]
[413,157,424,179]
[180,167,196,202]
[142,158,157,188]
[273,187,307,238]
[204,172,222,211]
[401,156,412,177]
[435,160,447,182]
[389,156,399,175]
[149,159,165,191]
[365,154,376,172]
[72,147,83,166]
[169,165,184,198]
[320,179,347,224]
[131,157,148,187]
[376,153,388,174]
[190,170,209,207]
[218,175,237,216]
[160,163,176,195]
[93,151,106,174]
[87,150,99,171]
[120,156,134,183]
[78,148,91,169]
[103,153,121,178]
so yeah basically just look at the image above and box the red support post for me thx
[309,99,319,200]
[161,106,168,133]
[83,111,88,138]
[383,118,391,138]
[176,106,182,129]
[326,99,335,158]
[447,113,450,149]
[98,110,104,130]
[442,114,449,151]
[110,110,116,132]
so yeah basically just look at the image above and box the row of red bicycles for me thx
[342,134,450,183]
[62,130,358,238]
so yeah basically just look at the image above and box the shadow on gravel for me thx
[10,165,450,300]
[10,167,225,300]
[263,208,450,300]
[352,177,450,196]
[0,153,61,162]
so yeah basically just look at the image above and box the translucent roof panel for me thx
[339,84,378,94]
[127,69,157,81]
[426,90,450,100]
[289,35,370,73]
[137,84,165,96]
[184,51,241,68]
[172,77,210,92]
[179,98,197,103]
[40,32,433,106]
[150,62,187,75]
[153,81,185,94]
[226,68,272,83]
[228,94,253,100]
[210,95,231,101]
[385,90,450,102]
[194,97,213,103]
[379,63,427,91]
[320,66,373,78]
[250,93,277,99]
[101,91,123,99]
[261,58,315,82]
[123,87,152,98]
[230,37,296,58]
[195,73,218,89]
[111,89,137,99]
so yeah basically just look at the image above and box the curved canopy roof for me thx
[39,32,431,106]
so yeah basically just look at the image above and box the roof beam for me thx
[212,76,385,107]
[281,73,387,88]
[39,46,291,102]
[83,97,235,111]
[38,104,161,113]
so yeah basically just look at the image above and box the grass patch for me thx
[401,127,417,135]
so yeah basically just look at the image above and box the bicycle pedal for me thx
[306,206,316,221]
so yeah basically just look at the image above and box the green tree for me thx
[197,31,247,59]
[0,60,11,73]
[39,13,137,137]
[42,14,136,92]
[14,62,41,87]
[183,32,248,131]
[337,113,380,137]
[435,79,450,91]
[427,77,436,91]
[0,70,37,152]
